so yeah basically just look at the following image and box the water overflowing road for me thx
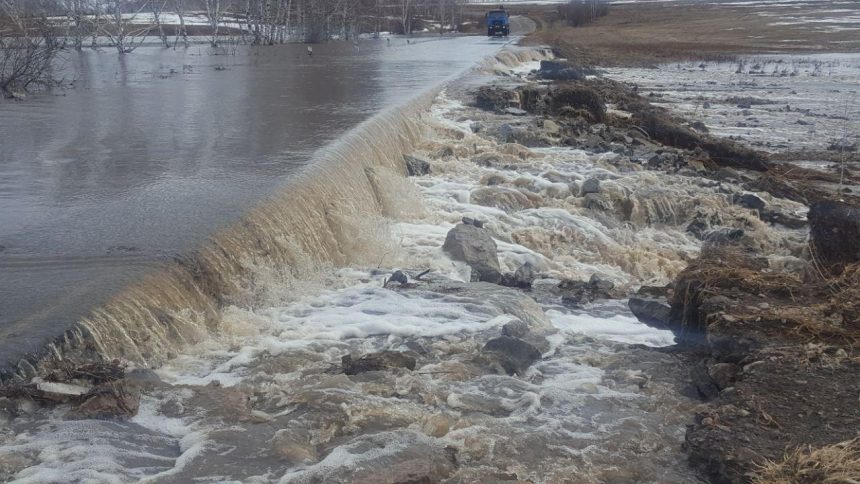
[0,29,526,370]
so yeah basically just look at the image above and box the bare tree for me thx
[171,0,188,48]
[203,0,223,46]
[0,0,62,98]
[152,0,170,47]
[98,0,153,54]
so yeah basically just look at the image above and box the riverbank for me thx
[524,4,860,480]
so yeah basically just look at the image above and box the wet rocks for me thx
[808,200,860,272]
[628,298,672,330]
[387,270,409,286]
[736,193,766,211]
[482,336,542,376]
[501,319,530,339]
[66,383,140,420]
[499,262,537,289]
[558,275,617,307]
[271,427,318,464]
[403,155,431,176]
[442,223,502,283]
[341,351,417,375]
[580,177,601,195]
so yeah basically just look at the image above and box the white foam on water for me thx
[549,309,677,347]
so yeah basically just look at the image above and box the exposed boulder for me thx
[628,297,672,330]
[501,319,530,339]
[500,262,537,289]
[737,193,766,211]
[580,178,601,195]
[403,155,431,177]
[388,270,409,286]
[558,275,617,308]
[442,223,502,283]
[482,336,542,376]
[808,201,860,273]
[341,351,417,375]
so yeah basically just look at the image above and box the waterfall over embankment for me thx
[2,48,549,382]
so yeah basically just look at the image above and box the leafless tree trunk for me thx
[152,0,170,47]
[172,0,188,48]
[203,0,223,47]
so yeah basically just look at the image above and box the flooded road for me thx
[0,31,523,371]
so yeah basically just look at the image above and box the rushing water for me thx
[0,33,521,370]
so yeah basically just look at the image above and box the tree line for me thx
[1,0,472,97]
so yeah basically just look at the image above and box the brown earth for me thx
[518,8,860,477]
[526,0,860,67]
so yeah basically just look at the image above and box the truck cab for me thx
[487,9,510,37]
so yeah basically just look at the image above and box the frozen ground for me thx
[604,53,860,154]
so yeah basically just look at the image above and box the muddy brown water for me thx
[0,31,526,373]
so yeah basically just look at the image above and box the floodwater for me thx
[0,31,522,370]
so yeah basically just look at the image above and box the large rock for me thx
[403,155,431,177]
[628,297,672,330]
[580,178,601,195]
[808,201,860,272]
[442,223,502,283]
[499,262,537,289]
[482,336,542,376]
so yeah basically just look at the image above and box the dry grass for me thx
[526,1,860,67]
[753,439,860,484]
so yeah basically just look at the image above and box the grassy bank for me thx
[526,0,860,67]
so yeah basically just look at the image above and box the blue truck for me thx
[487,9,510,37]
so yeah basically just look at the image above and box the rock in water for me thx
[513,262,536,288]
[808,201,860,272]
[501,319,530,339]
[737,193,766,211]
[483,336,542,376]
[388,270,408,285]
[442,223,502,283]
[628,297,673,330]
[341,351,417,375]
[403,155,431,177]
[580,178,601,195]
